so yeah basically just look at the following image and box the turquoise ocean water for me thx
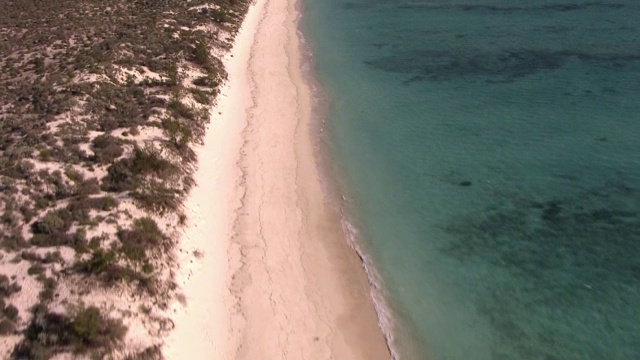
[301,1,640,359]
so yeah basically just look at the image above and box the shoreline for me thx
[296,5,401,358]
[164,0,390,358]
[230,0,390,357]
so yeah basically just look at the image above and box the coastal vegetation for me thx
[0,0,250,357]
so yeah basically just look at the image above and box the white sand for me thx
[164,0,390,358]
[160,2,258,357]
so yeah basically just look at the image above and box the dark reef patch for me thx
[394,2,625,13]
[342,1,625,12]
[366,49,640,83]
[440,179,640,358]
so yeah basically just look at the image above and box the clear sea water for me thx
[301,1,640,359]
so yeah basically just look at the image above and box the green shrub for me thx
[19,203,37,222]
[101,146,179,192]
[131,183,181,215]
[21,251,40,262]
[162,117,193,148]
[64,167,84,184]
[117,217,166,261]
[0,230,29,251]
[77,178,101,197]
[3,303,19,321]
[72,306,127,348]
[43,251,63,264]
[32,212,66,235]
[31,232,73,248]
[192,41,211,69]
[0,319,15,335]
[192,76,216,87]
[168,97,197,121]
[76,250,116,275]
[0,275,22,297]
[13,304,127,358]
[190,88,213,105]
[67,196,120,216]
[28,264,46,276]
[91,134,124,163]
[101,160,136,192]
[124,345,163,360]
[39,277,58,302]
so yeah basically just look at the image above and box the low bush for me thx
[101,146,179,192]
[30,232,74,248]
[91,134,124,163]
[67,196,119,215]
[75,249,116,275]
[3,303,19,321]
[39,277,58,302]
[117,217,166,261]
[131,183,181,215]
[124,345,163,360]
[190,88,213,105]
[28,264,46,276]
[32,211,70,235]
[13,304,127,358]
[0,230,29,251]
[168,98,197,121]
[192,76,216,87]
[0,275,22,297]
[0,319,15,335]
[77,178,101,197]
[19,203,37,222]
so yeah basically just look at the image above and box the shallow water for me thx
[302,1,640,359]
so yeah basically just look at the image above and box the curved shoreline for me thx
[229,0,390,357]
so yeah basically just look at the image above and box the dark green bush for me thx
[30,232,73,248]
[64,167,84,184]
[117,217,166,262]
[77,178,101,197]
[28,264,46,276]
[162,117,193,148]
[19,203,36,222]
[192,41,211,69]
[13,304,127,358]
[67,196,119,215]
[91,134,124,163]
[0,275,22,297]
[101,160,136,192]
[101,146,179,192]
[32,212,67,235]
[3,303,19,321]
[131,184,181,215]
[39,277,58,302]
[76,250,116,275]
[192,76,216,87]
[0,230,29,251]
[190,88,213,105]
[168,97,197,121]
[0,319,15,335]
[72,306,127,349]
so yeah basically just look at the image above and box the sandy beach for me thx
[164,0,390,358]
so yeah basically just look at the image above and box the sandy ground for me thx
[164,0,391,358]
